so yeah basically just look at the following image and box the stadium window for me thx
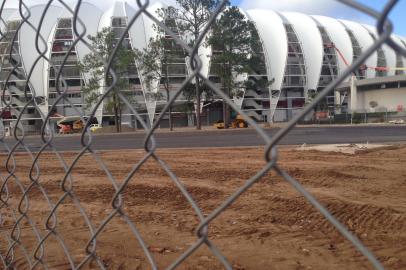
[112,17,126,27]
[67,93,81,98]
[66,79,81,87]
[169,77,185,84]
[129,78,141,85]
[58,18,72,28]
[385,82,399,89]
[209,76,221,84]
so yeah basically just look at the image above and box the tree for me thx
[134,37,176,131]
[158,0,225,130]
[207,7,260,128]
[79,27,136,133]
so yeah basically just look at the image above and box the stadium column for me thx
[334,90,341,114]
[349,76,358,113]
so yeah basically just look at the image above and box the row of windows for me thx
[283,76,306,87]
[112,17,127,27]
[284,24,306,88]
[52,41,75,53]
[49,66,81,78]
[54,29,73,40]
[358,81,406,91]
[50,52,78,65]
[0,70,26,81]
[49,79,83,87]
[285,65,306,75]
[49,92,82,99]
[48,103,83,108]
[57,18,72,29]
[0,42,19,55]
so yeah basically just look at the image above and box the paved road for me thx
[1,125,405,151]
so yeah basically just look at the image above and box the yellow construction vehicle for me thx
[57,116,84,133]
[72,119,84,131]
[214,114,248,129]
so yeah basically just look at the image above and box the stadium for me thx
[0,0,405,132]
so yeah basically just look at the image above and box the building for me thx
[0,0,405,133]
[336,75,406,114]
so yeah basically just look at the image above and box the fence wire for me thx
[0,0,404,269]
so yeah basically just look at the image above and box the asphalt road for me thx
[1,125,405,152]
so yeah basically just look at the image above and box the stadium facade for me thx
[0,0,405,132]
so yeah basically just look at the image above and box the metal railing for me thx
[0,0,405,269]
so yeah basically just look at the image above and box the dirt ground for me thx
[0,145,405,270]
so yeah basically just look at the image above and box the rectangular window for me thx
[66,79,82,87]
[165,64,187,76]
[129,78,141,85]
[168,77,185,84]
[51,52,77,65]
[50,79,82,87]
[52,40,75,52]
[54,28,73,40]
[209,76,221,84]
[49,66,81,78]
[58,18,72,29]
[112,17,127,27]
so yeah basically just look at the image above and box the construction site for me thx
[0,145,405,269]
[0,0,405,269]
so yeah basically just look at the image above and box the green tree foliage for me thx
[158,0,225,129]
[79,27,136,133]
[207,7,263,127]
[134,36,176,130]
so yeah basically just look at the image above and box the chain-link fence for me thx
[0,0,405,269]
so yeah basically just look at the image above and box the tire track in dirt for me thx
[1,146,405,269]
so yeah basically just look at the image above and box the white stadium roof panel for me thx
[246,9,287,91]
[312,15,353,81]
[338,19,378,79]
[281,12,323,91]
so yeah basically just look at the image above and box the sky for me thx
[231,0,406,36]
[3,0,405,36]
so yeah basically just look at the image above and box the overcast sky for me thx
[232,0,406,36]
[3,0,405,36]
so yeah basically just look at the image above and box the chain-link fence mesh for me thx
[0,0,404,269]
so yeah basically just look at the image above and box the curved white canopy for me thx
[281,12,323,91]
[339,19,378,79]
[363,24,397,76]
[246,9,287,91]
[312,15,353,81]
